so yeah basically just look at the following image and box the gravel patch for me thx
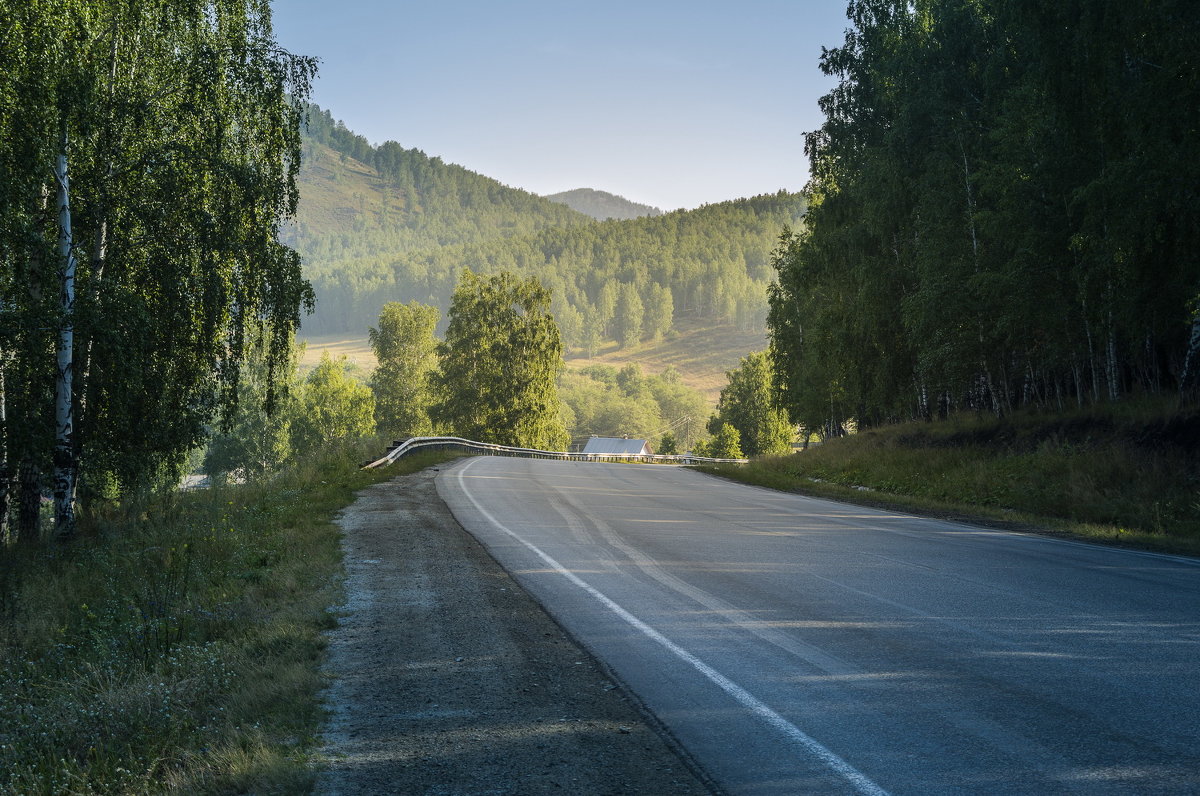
[315,465,715,795]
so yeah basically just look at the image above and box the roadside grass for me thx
[700,398,1200,557]
[0,441,453,795]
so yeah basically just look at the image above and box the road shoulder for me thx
[315,464,714,795]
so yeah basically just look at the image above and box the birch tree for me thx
[431,270,569,450]
[710,351,793,457]
[0,0,315,540]
[369,301,440,437]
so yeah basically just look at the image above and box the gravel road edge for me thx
[314,464,718,795]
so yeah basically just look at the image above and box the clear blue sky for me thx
[272,1,850,211]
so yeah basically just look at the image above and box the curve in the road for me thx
[438,455,1200,795]
[454,457,891,796]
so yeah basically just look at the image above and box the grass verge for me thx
[700,399,1200,557]
[0,441,454,795]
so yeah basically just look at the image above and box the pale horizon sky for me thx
[272,1,850,212]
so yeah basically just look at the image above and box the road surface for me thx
[437,456,1200,795]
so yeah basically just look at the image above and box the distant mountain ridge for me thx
[543,188,663,221]
[292,106,805,368]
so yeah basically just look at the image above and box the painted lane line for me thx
[455,458,890,796]
[542,477,863,678]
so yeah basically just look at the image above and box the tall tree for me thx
[615,282,644,349]
[0,1,316,539]
[710,351,794,457]
[369,301,439,437]
[643,282,674,341]
[431,270,569,450]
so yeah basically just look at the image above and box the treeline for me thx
[769,0,1200,434]
[205,345,374,483]
[0,1,313,541]
[357,285,712,456]
[559,364,709,445]
[305,191,805,348]
[209,271,571,482]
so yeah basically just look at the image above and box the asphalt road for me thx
[436,456,1200,795]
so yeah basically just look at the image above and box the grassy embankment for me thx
[0,442,452,795]
[563,317,767,406]
[702,398,1200,556]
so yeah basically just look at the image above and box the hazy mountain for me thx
[543,188,663,221]
[292,107,804,389]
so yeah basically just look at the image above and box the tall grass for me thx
[707,399,1200,555]
[0,439,450,794]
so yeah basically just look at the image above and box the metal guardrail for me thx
[363,436,749,469]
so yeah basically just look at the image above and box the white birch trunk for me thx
[961,142,979,265]
[0,366,8,543]
[1181,298,1200,396]
[53,142,77,540]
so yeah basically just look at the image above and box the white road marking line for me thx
[455,458,891,796]
[543,477,862,677]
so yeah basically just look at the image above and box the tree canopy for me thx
[0,0,315,539]
[558,364,708,446]
[709,351,793,457]
[289,117,804,350]
[290,353,375,456]
[769,0,1200,434]
[369,301,440,437]
[430,270,569,450]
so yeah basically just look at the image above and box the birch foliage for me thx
[710,351,793,457]
[0,0,315,538]
[431,270,569,450]
[369,300,439,437]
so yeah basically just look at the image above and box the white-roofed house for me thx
[580,437,654,457]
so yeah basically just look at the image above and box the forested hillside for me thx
[307,191,801,344]
[544,188,663,221]
[292,107,804,349]
[287,105,591,261]
[769,0,1200,434]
